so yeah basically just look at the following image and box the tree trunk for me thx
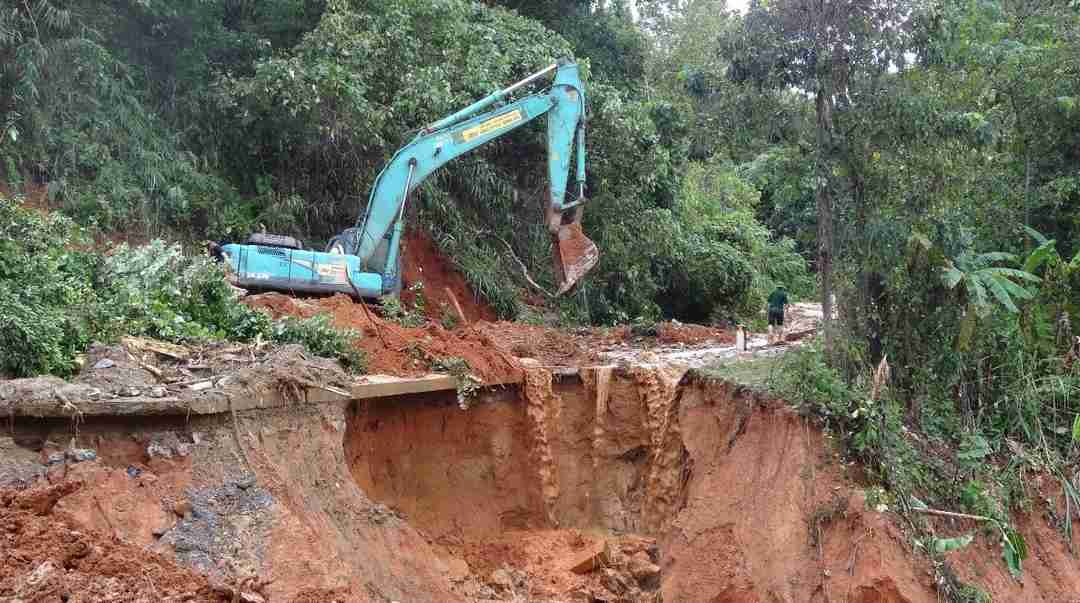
[815,85,835,351]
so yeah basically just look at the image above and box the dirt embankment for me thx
[1,403,463,602]
[344,368,954,602]
[6,361,1080,601]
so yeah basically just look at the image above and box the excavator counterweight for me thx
[217,59,596,300]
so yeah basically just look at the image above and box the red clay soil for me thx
[655,321,735,345]
[0,481,232,602]
[943,474,1080,601]
[664,382,938,603]
[475,321,601,368]
[463,529,659,600]
[289,587,355,602]
[244,292,521,382]
[400,228,497,323]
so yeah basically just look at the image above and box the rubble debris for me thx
[0,481,243,601]
[65,448,97,463]
[174,499,194,518]
[568,540,612,574]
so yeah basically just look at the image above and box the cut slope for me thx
[665,381,935,602]
[400,229,497,323]
[344,368,944,602]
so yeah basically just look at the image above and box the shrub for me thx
[0,196,366,377]
[270,315,367,374]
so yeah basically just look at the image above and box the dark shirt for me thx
[767,289,788,313]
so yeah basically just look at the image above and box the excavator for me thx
[215,58,598,300]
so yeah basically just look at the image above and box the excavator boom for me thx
[218,59,597,300]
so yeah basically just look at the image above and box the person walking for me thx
[767,284,789,345]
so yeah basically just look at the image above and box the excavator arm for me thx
[219,59,597,299]
[349,58,596,295]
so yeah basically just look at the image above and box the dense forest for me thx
[4,1,1080,592]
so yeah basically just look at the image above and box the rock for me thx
[45,452,65,465]
[445,558,471,582]
[93,358,115,369]
[152,521,171,537]
[148,386,167,398]
[65,448,97,463]
[126,465,143,478]
[490,568,514,590]
[174,499,193,518]
[121,386,141,397]
[511,568,528,588]
[44,464,66,483]
[628,552,661,587]
[240,593,266,603]
[15,560,60,598]
[235,474,256,490]
[601,568,632,595]
[568,540,611,574]
[147,440,173,459]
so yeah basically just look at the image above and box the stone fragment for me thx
[65,448,97,463]
[445,558,470,582]
[174,499,193,518]
[568,540,610,574]
[14,560,60,599]
[628,551,661,586]
[490,568,513,589]
[147,440,173,459]
[93,358,115,369]
[601,568,633,595]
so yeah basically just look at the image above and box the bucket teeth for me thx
[553,222,599,296]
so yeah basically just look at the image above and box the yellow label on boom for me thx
[456,110,524,143]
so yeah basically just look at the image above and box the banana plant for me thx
[942,250,1040,317]
[941,246,1040,352]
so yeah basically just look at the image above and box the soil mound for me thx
[244,292,521,383]
[477,321,600,368]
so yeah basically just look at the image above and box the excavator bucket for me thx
[552,220,599,296]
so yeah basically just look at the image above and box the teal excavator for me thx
[216,59,598,300]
